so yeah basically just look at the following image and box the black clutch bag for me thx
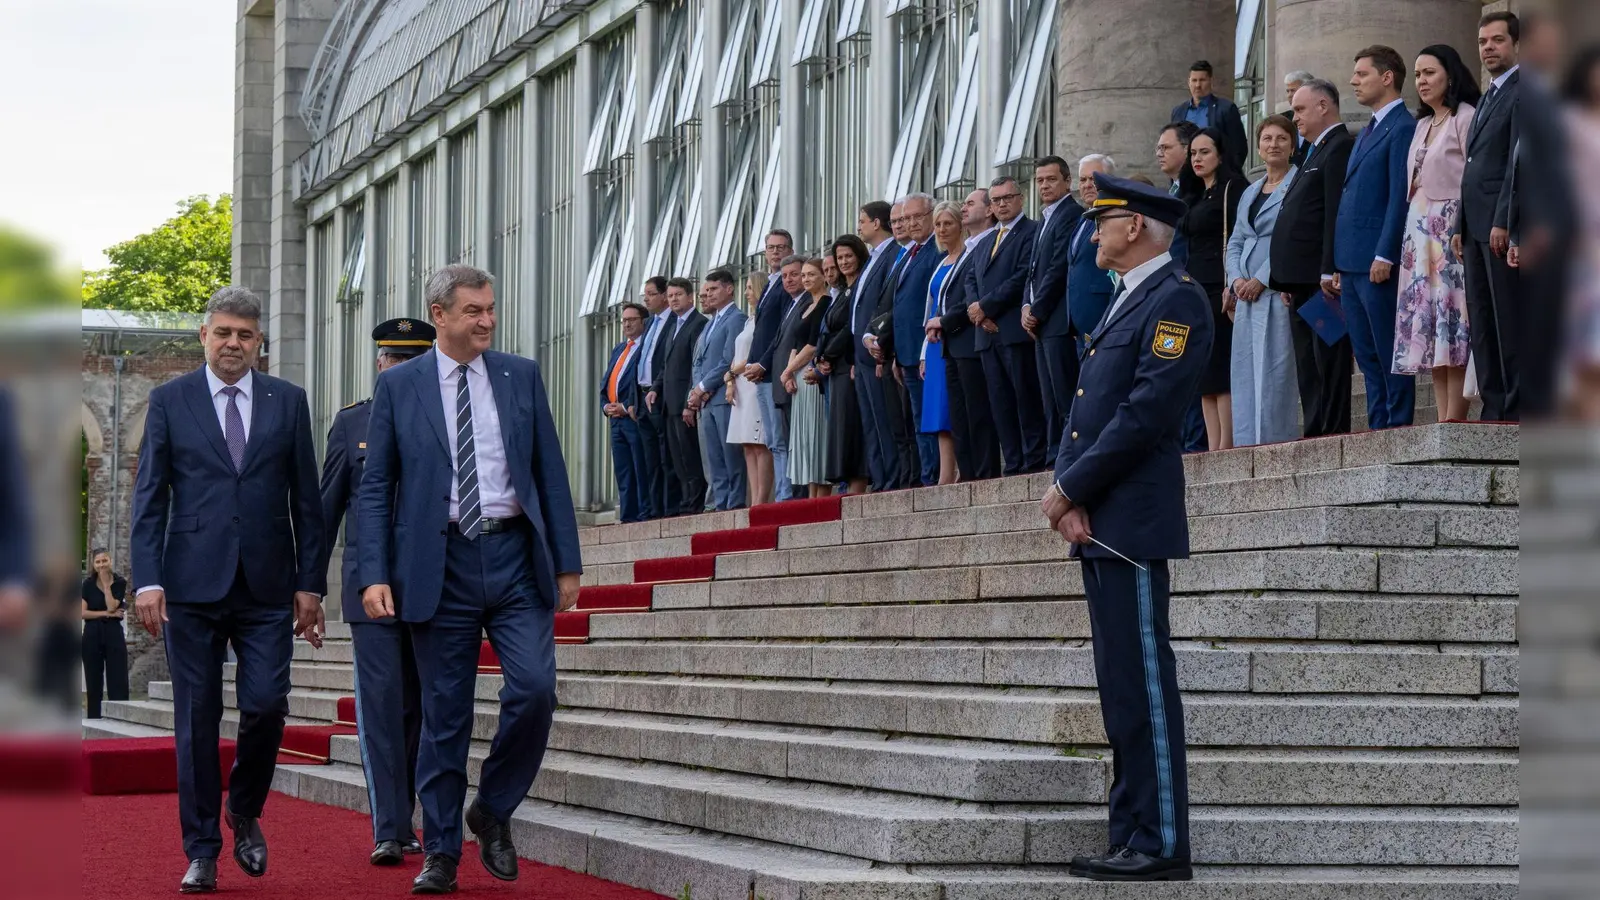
[868,310,895,359]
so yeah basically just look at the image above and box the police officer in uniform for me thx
[1040,174,1212,882]
[319,317,435,865]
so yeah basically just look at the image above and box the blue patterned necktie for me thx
[220,385,246,472]
[454,364,482,539]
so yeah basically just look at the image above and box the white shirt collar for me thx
[997,211,1023,228]
[1118,251,1174,297]
[1491,65,1519,91]
[1369,96,1406,125]
[1042,198,1067,219]
[654,307,671,321]
[1313,122,1345,147]
[964,225,996,251]
[766,271,781,287]
[437,349,485,382]
[205,366,253,399]
[868,237,893,258]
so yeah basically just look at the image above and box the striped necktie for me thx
[454,364,482,539]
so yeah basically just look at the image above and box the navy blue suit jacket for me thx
[318,399,377,623]
[1334,106,1415,273]
[1171,94,1250,169]
[0,390,30,585]
[1027,201,1083,339]
[1065,216,1117,339]
[853,242,898,365]
[892,236,943,366]
[130,367,325,605]
[356,349,582,623]
[599,339,642,413]
[747,276,791,375]
[965,215,1040,346]
[1054,262,1212,561]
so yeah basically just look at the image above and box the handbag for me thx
[868,309,895,359]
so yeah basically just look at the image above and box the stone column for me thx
[234,2,274,298]
[1272,0,1480,122]
[1055,0,1235,182]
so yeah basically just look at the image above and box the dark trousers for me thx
[1036,335,1079,464]
[1182,394,1208,452]
[634,399,666,519]
[1463,238,1519,420]
[608,415,648,522]
[1082,557,1190,860]
[411,523,557,861]
[1287,286,1353,436]
[853,360,900,490]
[981,342,1047,474]
[665,405,706,515]
[946,355,999,480]
[80,618,129,719]
[350,620,422,846]
[649,400,683,517]
[164,568,292,861]
[883,365,920,488]
[1341,271,1415,429]
[901,365,939,486]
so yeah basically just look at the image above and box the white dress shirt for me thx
[437,350,520,521]
[851,238,896,325]
[1489,64,1519,93]
[636,308,670,386]
[1103,251,1174,322]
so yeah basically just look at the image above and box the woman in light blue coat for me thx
[1225,115,1301,447]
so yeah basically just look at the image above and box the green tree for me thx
[83,194,232,313]
[0,226,78,308]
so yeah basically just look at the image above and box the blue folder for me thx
[1297,289,1347,346]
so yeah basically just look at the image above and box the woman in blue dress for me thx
[918,201,962,484]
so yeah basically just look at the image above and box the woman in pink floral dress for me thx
[1393,44,1479,422]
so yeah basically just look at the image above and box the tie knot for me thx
[457,364,470,377]
[221,386,241,398]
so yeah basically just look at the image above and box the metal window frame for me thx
[582,51,621,174]
[644,160,685,278]
[676,166,704,275]
[885,36,942,201]
[835,0,869,43]
[606,193,638,309]
[579,189,620,318]
[747,0,783,90]
[791,0,829,65]
[885,0,915,15]
[745,125,782,256]
[713,0,755,108]
[709,129,755,267]
[336,200,366,306]
[610,61,637,162]
[1235,0,1262,81]
[674,7,706,126]
[991,0,1056,168]
[934,14,980,188]
[644,9,687,141]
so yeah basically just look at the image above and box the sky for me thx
[1,0,237,271]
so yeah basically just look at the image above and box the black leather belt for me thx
[450,515,527,535]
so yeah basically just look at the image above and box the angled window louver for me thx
[713,0,754,108]
[674,8,706,127]
[709,129,756,267]
[791,0,828,66]
[885,36,942,201]
[835,0,869,44]
[644,9,686,142]
[934,15,980,188]
[610,61,637,162]
[747,0,783,90]
[578,190,620,317]
[675,168,704,276]
[337,206,366,306]
[582,50,621,174]
[607,193,638,310]
[992,0,1056,168]
[746,127,782,257]
[644,161,685,280]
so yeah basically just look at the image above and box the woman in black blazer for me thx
[818,236,872,493]
[81,548,130,718]
[1180,126,1251,451]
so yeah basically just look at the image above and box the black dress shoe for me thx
[411,855,459,895]
[179,858,217,893]
[464,799,517,881]
[224,809,268,877]
[1081,847,1193,881]
[402,837,424,855]
[371,840,405,866]
[1069,845,1125,876]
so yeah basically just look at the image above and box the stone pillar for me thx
[1055,0,1235,182]
[234,2,274,298]
[268,0,339,385]
[1272,0,1480,122]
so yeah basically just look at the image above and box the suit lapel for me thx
[411,349,451,457]
[1347,112,1397,175]
[182,369,234,470]
[485,351,521,466]
[240,376,278,473]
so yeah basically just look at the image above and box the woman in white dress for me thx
[725,285,771,505]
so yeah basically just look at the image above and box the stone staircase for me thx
[89,422,1520,899]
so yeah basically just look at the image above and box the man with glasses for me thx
[602,303,650,522]
[964,176,1045,475]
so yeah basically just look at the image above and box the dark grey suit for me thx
[1458,69,1520,420]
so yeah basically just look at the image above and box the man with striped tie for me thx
[357,264,583,895]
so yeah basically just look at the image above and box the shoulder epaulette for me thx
[340,398,370,411]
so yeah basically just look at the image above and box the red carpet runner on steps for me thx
[80,790,670,899]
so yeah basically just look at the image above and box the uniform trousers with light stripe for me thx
[1081,557,1190,859]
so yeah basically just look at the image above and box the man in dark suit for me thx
[357,264,582,894]
[1453,11,1521,420]
[1284,70,1317,167]
[658,278,708,514]
[130,287,325,894]
[870,201,921,489]
[1172,60,1249,170]
[742,231,795,500]
[1019,156,1083,464]
[1154,122,1207,453]
[938,190,1000,481]
[601,303,649,522]
[965,176,1045,474]
[318,317,432,867]
[852,200,902,490]
[765,256,808,480]
[1334,45,1417,430]
[1042,174,1210,882]
[886,193,943,486]
[1066,156,1120,350]
[634,276,674,519]
[1270,78,1356,437]
[0,389,29,633]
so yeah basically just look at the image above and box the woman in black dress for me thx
[81,548,130,718]
[819,235,872,492]
[1179,125,1251,451]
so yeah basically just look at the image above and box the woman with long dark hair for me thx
[81,548,130,718]
[1180,125,1249,450]
[1393,43,1481,422]
[780,258,834,496]
[819,235,872,493]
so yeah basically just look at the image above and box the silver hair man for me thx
[423,264,497,311]
[205,286,262,323]
[1078,153,1117,176]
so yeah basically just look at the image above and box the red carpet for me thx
[83,737,241,795]
[0,736,80,793]
[336,696,357,726]
[633,553,718,583]
[576,583,655,610]
[556,611,595,642]
[279,725,359,763]
[80,790,670,899]
[691,525,780,555]
[747,495,843,527]
[480,639,502,672]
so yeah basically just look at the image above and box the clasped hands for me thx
[1039,483,1092,545]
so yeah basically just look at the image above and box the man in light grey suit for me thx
[687,268,748,510]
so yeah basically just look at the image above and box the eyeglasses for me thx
[1092,213,1139,233]
[989,192,1022,202]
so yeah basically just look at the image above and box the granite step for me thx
[272,761,1520,900]
[82,716,173,740]
[100,697,325,736]
[591,593,1519,644]
[1185,464,1503,517]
